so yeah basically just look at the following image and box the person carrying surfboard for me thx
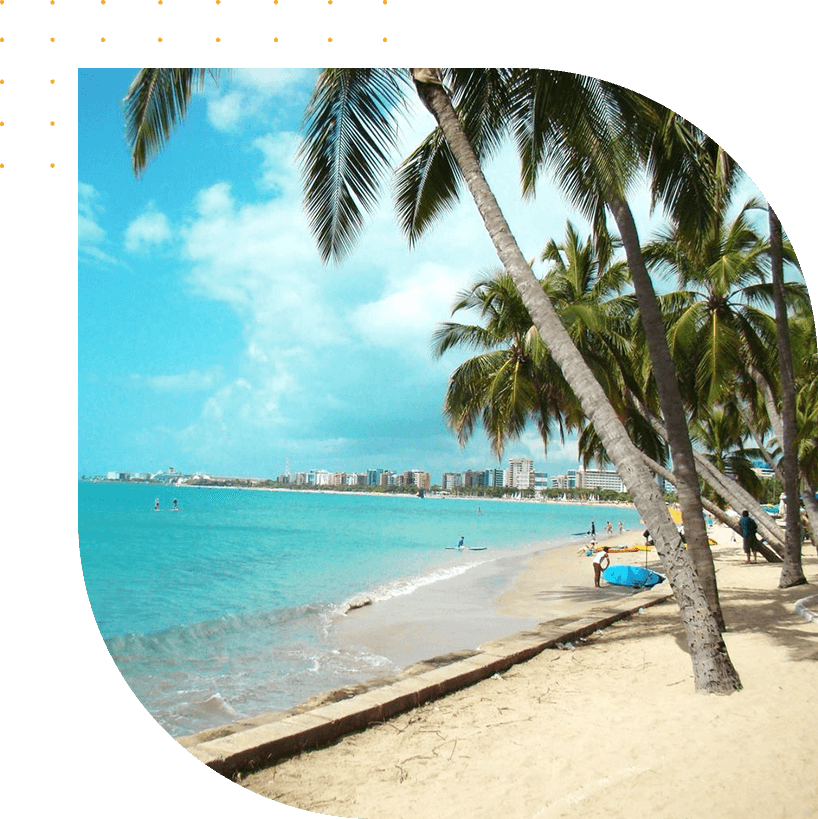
[593,546,610,587]
[457,535,466,551]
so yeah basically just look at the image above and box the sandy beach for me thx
[240,523,817,819]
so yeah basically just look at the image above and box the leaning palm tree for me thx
[303,68,740,691]
[397,72,727,629]
[124,66,741,692]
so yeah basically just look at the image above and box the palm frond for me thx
[124,68,215,177]
[394,69,514,247]
[298,68,411,264]
[394,129,462,247]
[431,322,501,357]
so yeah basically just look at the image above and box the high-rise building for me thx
[509,457,535,490]
[485,468,506,488]
[442,472,464,491]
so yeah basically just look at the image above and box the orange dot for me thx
[51,163,55,168]
[51,38,55,42]
[274,37,279,42]
[51,121,55,126]
[328,37,333,42]
[101,37,106,42]
[1,38,5,43]
[0,122,4,126]
[158,37,163,42]
[383,37,387,42]
[0,80,4,84]
[0,164,4,169]
[216,37,221,42]
[51,79,55,84]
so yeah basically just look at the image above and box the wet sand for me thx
[332,530,644,669]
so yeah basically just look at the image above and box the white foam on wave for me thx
[345,554,495,610]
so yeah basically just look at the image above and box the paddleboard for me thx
[593,546,639,552]
[603,565,665,589]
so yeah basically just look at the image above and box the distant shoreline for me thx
[91,479,637,510]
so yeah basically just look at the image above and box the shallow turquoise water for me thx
[78,481,640,736]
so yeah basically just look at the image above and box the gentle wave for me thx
[356,555,492,606]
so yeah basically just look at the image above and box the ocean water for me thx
[78,481,641,737]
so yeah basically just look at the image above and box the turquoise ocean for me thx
[78,481,642,738]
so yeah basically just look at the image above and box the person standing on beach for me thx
[589,520,596,537]
[618,520,623,534]
[606,521,613,535]
[738,510,759,563]
[593,547,610,587]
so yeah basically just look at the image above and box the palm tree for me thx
[646,197,809,584]
[647,199,773,410]
[433,223,631,460]
[432,272,579,460]
[304,68,738,689]
[767,206,807,586]
[396,72,726,628]
[124,66,741,692]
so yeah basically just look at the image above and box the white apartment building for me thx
[568,467,625,493]
[442,472,464,491]
[508,457,535,490]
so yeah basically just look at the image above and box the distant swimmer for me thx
[477,507,482,516]
[154,498,160,511]
[172,499,179,511]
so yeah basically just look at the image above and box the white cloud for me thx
[352,262,468,353]
[124,205,173,253]
[204,69,316,133]
[129,367,224,392]
[180,180,335,343]
[79,212,105,246]
[79,182,123,267]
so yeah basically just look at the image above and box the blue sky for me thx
[78,68,794,484]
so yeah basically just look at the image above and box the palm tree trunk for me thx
[412,69,740,693]
[801,477,818,557]
[768,206,807,587]
[607,194,724,629]
[632,395,787,554]
[640,452,782,563]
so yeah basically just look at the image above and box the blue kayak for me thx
[603,565,666,589]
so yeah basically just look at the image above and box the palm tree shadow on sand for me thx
[531,584,817,662]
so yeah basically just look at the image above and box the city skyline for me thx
[91,456,629,495]
[78,68,807,486]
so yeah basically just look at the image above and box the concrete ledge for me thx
[181,587,673,779]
